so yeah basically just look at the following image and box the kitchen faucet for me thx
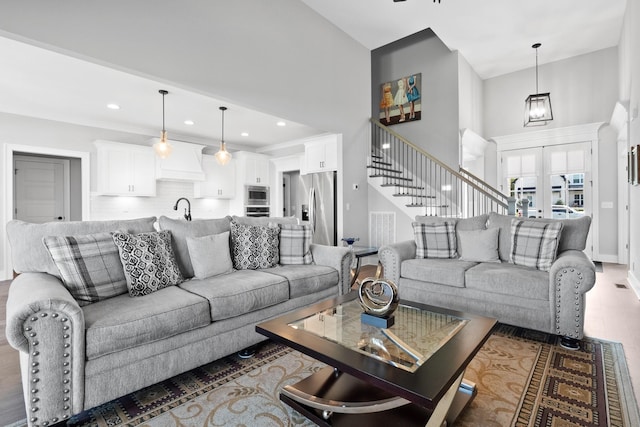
[173,197,192,221]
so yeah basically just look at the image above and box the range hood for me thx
[150,139,206,181]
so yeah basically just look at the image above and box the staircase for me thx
[368,120,510,219]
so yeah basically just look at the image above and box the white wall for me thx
[458,53,484,138]
[619,0,640,295]
[484,47,620,138]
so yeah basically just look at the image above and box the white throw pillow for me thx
[186,232,234,279]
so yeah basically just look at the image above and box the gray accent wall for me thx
[371,29,460,169]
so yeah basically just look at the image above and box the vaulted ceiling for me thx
[0,0,627,148]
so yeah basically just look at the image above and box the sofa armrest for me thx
[378,240,417,283]
[6,273,86,424]
[548,250,596,339]
[310,244,353,295]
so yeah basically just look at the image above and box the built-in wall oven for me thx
[245,206,270,217]
[245,185,269,206]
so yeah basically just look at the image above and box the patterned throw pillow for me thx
[43,232,128,306]
[510,219,563,271]
[277,223,313,265]
[230,221,279,270]
[412,221,457,259]
[112,230,184,296]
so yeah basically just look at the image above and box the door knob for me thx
[56,216,64,220]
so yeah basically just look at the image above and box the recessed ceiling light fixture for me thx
[107,103,120,110]
[153,89,173,159]
[276,121,286,127]
[524,43,553,127]
[241,132,249,137]
[214,106,232,166]
[184,120,195,125]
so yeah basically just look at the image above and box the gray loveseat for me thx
[379,212,595,347]
[5,215,352,427]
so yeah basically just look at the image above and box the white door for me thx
[501,142,592,258]
[14,155,70,223]
[500,147,542,217]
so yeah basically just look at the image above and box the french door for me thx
[500,142,592,255]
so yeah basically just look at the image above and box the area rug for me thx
[65,325,639,427]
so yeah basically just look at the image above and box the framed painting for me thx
[379,73,421,126]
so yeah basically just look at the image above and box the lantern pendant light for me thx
[153,89,173,158]
[214,106,232,165]
[524,43,553,127]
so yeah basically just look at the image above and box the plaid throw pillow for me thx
[510,219,563,271]
[230,221,280,270]
[112,230,184,296]
[277,223,313,265]
[412,221,457,259]
[43,232,128,306]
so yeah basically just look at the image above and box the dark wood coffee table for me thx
[256,292,496,426]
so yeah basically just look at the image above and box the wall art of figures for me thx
[379,73,421,126]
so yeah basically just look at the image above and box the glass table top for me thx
[288,299,468,372]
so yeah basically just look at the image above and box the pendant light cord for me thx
[535,46,539,95]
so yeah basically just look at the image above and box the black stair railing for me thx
[369,119,509,217]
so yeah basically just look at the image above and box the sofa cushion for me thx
[186,232,234,279]
[465,262,549,301]
[412,221,457,259]
[510,219,563,271]
[401,258,477,288]
[488,212,590,261]
[157,216,232,279]
[6,217,156,276]
[42,232,128,306]
[457,228,500,263]
[277,223,313,265]
[83,286,211,360]
[179,269,289,321]
[264,265,338,298]
[232,215,299,226]
[112,230,184,296]
[230,221,280,269]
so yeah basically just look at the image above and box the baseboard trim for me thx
[628,270,640,300]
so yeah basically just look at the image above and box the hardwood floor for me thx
[1,263,638,424]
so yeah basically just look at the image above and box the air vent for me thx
[370,212,396,247]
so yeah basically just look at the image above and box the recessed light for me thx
[276,121,286,127]
[241,132,249,137]
[184,120,195,125]
[107,103,120,110]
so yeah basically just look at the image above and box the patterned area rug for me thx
[65,325,639,427]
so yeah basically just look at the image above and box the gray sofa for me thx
[5,215,352,427]
[379,212,595,346]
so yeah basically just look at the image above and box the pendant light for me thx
[524,43,553,127]
[214,106,232,165]
[153,89,173,158]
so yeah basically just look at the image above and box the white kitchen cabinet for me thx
[194,155,236,199]
[95,140,156,196]
[304,135,339,173]
[235,151,270,185]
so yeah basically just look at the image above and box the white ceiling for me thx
[0,0,628,149]
[303,0,627,79]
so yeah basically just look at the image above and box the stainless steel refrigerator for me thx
[287,171,336,246]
